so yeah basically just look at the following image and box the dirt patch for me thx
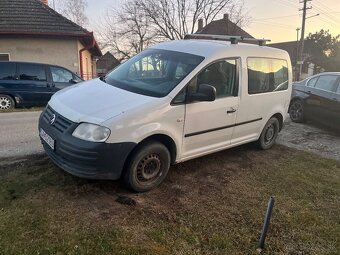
[0,146,339,254]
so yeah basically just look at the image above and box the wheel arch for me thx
[139,134,177,164]
[270,112,284,131]
[123,133,177,171]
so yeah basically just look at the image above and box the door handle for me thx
[226,107,237,114]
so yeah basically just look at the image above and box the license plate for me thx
[40,128,55,150]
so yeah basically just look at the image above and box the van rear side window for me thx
[248,58,288,94]
[19,64,47,81]
[0,62,16,80]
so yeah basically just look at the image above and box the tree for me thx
[97,0,156,60]
[135,0,248,40]
[50,0,88,27]
[97,0,249,60]
[304,30,340,72]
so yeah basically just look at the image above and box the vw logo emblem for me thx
[50,114,56,125]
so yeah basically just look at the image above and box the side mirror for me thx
[189,84,216,102]
[69,78,78,84]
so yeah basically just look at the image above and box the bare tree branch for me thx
[96,0,250,59]
[51,0,88,27]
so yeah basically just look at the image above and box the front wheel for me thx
[0,94,15,110]
[123,141,171,192]
[257,118,280,150]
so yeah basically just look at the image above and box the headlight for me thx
[72,123,110,142]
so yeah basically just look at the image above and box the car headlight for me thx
[72,123,110,142]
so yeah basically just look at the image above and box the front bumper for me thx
[39,106,136,180]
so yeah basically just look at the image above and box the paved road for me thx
[0,111,43,159]
[0,111,339,161]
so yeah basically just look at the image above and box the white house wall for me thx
[0,37,80,75]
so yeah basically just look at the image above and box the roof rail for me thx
[184,34,271,46]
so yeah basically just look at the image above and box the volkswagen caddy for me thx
[39,34,292,192]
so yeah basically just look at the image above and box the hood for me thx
[49,79,156,124]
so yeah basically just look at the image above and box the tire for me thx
[289,99,305,123]
[257,118,280,150]
[0,94,15,110]
[123,141,171,192]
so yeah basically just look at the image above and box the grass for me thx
[0,145,339,254]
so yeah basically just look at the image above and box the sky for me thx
[84,0,340,43]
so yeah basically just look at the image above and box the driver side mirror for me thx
[69,78,79,84]
[189,84,216,102]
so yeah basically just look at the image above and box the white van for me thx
[39,34,292,192]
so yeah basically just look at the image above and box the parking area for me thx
[277,118,340,161]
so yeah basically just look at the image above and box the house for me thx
[269,41,315,80]
[96,52,120,76]
[0,0,102,80]
[196,14,254,38]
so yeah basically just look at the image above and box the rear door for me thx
[330,77,340,129]
[304,74,338,123]
[0,62,17,95]
[17,63,51,105]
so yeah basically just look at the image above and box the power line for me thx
[272,0,301,9]
[252,22,296,30]
[253,14,300,21]
[311,5,340,28]
[252,20,297,29]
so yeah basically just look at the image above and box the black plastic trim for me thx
[185,117,263,138]
[39,107,137,180]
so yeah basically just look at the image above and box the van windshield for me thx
[105,49,204,97]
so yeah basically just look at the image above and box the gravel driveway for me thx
[0,111,339,161]
[277,118,340,161]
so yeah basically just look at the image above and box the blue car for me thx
[0,61,83,110]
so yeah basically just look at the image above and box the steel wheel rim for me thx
[136,153,162,184]
[0,97,11,110]
[290,101,302,121]
[264,124,275,145]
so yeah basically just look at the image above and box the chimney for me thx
[224,14,229,21]
[40,0,48,5]
[198,18,203,31]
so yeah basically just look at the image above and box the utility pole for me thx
[297,0,312,81]
[296,28,300,81]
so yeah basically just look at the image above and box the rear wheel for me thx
[123,141,171,192]
[257,118,280,150]
[0,94,15,110]
[289,99,305,123]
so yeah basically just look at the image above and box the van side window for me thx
[51,67,73,83]
[0,62,16,80]
[172,88,186,105]
[248,58,288,94]
[19,64,47,81]
[197,59,237,98]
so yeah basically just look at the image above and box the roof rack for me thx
[184,34,271,46]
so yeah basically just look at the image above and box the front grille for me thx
[43,105,72,133]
